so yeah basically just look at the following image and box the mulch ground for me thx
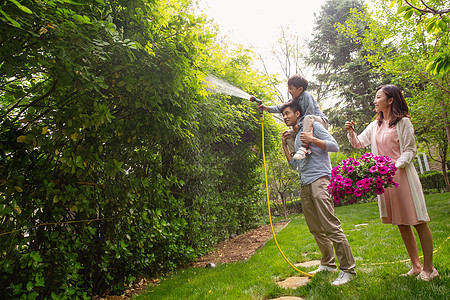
[189,221,290,267]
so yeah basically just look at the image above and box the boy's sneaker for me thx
[293,146,311,160]
[331,271,356,286]
[308,265,337,275]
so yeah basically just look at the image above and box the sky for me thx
[197,0,329,81]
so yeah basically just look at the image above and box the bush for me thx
[270,198,303,216]
[0,1,275,298]
[418,171,450,193]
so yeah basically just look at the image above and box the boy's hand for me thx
[257,103,269,112]
[300,126,314,144]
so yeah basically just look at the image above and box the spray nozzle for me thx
[249,95,263,116]
[249,95,262,105]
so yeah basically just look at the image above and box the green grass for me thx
[137,193,450,299]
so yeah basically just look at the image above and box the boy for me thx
[259,74,328,160]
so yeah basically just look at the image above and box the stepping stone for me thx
[294,260,321,268]
[355,223,368,227]
[277,276,310,289]
[271,297,305,300]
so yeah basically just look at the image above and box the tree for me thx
[266,142,300,219]
[308,0,385,154]
[266,27,309,101]
[336,0,450,189]
[388,0,450,74]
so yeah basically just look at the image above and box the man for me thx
[280,101,356,286]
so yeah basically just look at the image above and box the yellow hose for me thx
[259,113,313,278]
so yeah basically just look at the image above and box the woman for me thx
[344,84,439,281]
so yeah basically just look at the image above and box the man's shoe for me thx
[331,271,356,286]
[293,147,311,160]
[308,265,337,275]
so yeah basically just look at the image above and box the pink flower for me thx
[344,178,353,186]
[354,189,363,197]
[374,186,385,194]
[379,166,390,174]
[329,152,398,205]
[376,176,384,186]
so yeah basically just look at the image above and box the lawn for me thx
[137,193,449,299]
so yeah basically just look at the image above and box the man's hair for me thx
[288,74,308,91]
[280,100,302,115]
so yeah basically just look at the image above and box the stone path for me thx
[271,259,321,299]
[277,276,311,289]
[294,259,321,268]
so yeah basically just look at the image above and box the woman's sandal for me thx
[400,268,422,277]
[416,268,440,281]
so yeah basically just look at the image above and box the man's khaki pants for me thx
[300,176,356,274]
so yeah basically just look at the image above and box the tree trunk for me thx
[280,193,288,220]
[445,123,450,151]
[440,145,450,192]
[438,97,450,150]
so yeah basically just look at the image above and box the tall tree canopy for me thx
[307,0,385,154]
[336,0,449,187]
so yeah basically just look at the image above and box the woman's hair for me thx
[375,84,410,127]
[288,74,308,91]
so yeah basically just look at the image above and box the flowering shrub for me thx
[328,153,398,205]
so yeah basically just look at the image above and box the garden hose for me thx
[259,112,314,278]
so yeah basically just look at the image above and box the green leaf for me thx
[397,5,410,14]
[35,273,45,287]
[0,9,21,28]
[10,0,33,14]
[426,20,436,33]
[403,10,414,21]
[389,0,397,10]
[17,135,26,143]
[416,24,422,35]
[438,20,447,31]
[75,156,85,169]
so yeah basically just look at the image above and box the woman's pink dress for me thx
[376,121,424,225]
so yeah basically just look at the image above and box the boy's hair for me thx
[280,100,302,115]
[288,74,308,91]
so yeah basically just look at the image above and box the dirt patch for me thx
[189,221,290,267]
